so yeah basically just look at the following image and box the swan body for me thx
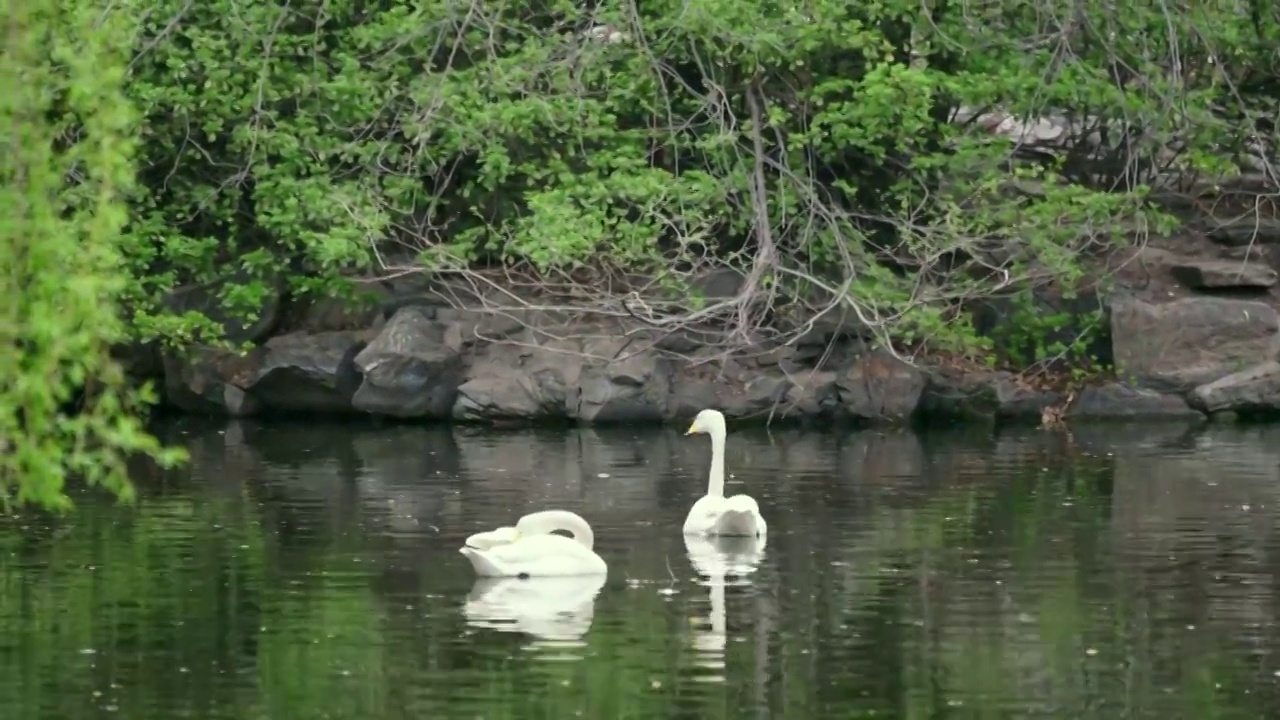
[460,510,608,578]
[683,409,768,538]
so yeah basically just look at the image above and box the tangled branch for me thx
[112,0,1280,370]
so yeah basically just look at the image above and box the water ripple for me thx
[4,421,1280,718]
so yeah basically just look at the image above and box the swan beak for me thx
[684,423,696,435]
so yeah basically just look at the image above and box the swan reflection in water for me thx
[462,573,607,653]
[684,533,767,681]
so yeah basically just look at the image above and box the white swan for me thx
[459,509,608,578]
[683,409,768,538]
[463,574,606,644]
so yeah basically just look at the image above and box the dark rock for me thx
[1065,382,1204,421]
[1188,361,1280,415]
[351,307,466,419]
[452,337,582,422]
[690,267,747,300]
[746,342,838,372]
[1218,244,1268,262]
[835,351,926,421]
[243,331,371,414]
[1110,295,1280,392]
[1207,219,1280,246]
[162,347,259,417]
[574,346,673,423]
[652,330,709,354]
[792,307,873,348]
[292,288,389,333]
[666,361,810,421]
[1170,259,1277,290]
[163,268,284,344]
[434,308,529,346]
[666,363,735,420]
[113,340,163,385]
[784,371,842,418]
[919,370,1062,423]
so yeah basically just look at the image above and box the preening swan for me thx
[460,510,608,578]
[683,409,768,538]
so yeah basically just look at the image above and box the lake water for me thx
[3,419,1280,719]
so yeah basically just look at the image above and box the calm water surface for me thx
[4,419,1280,719]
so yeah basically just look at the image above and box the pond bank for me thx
[136,222,1280,427]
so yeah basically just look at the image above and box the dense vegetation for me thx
[5,0,1280,508]
[2,0,186,511]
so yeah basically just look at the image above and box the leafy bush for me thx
[2,0,186,511]
[114,0,1278,357]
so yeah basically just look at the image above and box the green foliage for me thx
[986,288,1113,380]
[9,0,1278,499]
[1,0,186,511]
[100,0,1278,361]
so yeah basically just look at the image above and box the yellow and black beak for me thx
[684,423,697,436]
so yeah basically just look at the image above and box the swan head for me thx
[464,525,520,550]
[685,409,727,437]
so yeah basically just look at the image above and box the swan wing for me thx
[683,495,726,535]
[462,535,607,578]
[698,495,765,537]
[464,525,519,550]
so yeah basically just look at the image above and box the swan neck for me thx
[707,427,726,497]
[566,516,595,549]
[519,511,594,549]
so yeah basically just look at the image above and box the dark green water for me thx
[3,419,1280,719]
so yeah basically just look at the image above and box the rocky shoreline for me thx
[137,217,1280,428]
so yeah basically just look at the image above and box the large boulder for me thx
[572,340,674,423]
[666,360,798,422]
[666,351,917,425]
[835,350,926,421]
[1169,259,1277,291]
[242,331,371,414]
[1110,295,1280,392]
[1207,219,1280,247]
[452,336,584,422]
[918,370,1062,423]
[350,306,466,419]
[1188,361,1280,416]
[161,346,259,417]
[433,307,533,345]
[1066,382,1204,421]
